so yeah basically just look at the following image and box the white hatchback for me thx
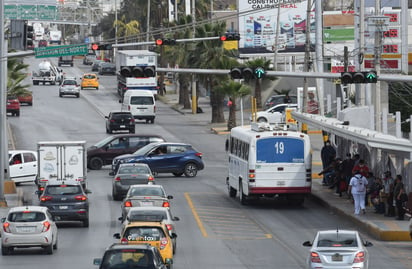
[1,206,58,255]
[8,150,38,184]
[254,103,298,124]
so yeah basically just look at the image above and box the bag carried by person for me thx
[355,175,366,192]
[400,192,408,202]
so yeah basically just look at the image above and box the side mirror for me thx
[302,241,312,247]
[170,233,177,238]
[93,258,102,265]
[119,99,122,103]
[113,233,121,239]
[167,195,173,199]
[173,216,180,221]
[105,116,109,119]
[85,189,92,194]
[118,216,123,221]
[364,241,373,247]
[1,217,6,223]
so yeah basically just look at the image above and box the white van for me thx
[120,90,156,123]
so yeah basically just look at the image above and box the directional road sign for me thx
[4,4,58,20]
[34,44,88,58]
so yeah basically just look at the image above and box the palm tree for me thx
[215,79,251,130]
[245,58,273,109]
[7,58,30,96]
[113,16,140,43]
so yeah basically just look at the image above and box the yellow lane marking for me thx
[184,192,208,238]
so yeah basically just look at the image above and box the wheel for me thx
[173,172,183,177]
[33,81,39,85]
[106,127,110,134]
[81,87,84,90]
[183,163,198,177]
[76,94,80,98]
[29,102,33,106]
[112,187,122,201]
[239,182,248,205]
[82,218,89,228]
[15,111,20,117]
[1,246,12,255]
[146,119,150,124]
[130,129,135,134]
[51,81,56,85]
[257,117,267,123]
[59,93,63,97]
[151,118,155,124]
[53,236,58,250]
[45,243,53,254]
[71,63,74,67]
[89,157,103,170]
[96,87,99,90]
[228,183,237,198]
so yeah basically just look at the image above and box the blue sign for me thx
[84,37,90,44]
[256,137,304,163]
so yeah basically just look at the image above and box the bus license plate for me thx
[277,181,285,186]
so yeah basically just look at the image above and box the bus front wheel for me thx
[239,182,248,205]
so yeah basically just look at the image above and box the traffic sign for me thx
[4,4,58,20]
[34,44,88,58]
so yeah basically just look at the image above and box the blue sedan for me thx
[112,142,204,177]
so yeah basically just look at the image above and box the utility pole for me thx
[0,0,8,206]
[273,6,281,70]
[374,0,382,132]
[146,0,150,42]
[302,0,311,133]
[191,0,197,114]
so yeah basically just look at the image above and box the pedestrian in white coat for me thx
[348,170,369,215]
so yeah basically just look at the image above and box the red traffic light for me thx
[92,43,99,50]
[155,39,163,46]
[220,36,227,41]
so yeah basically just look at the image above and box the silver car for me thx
[120,206,179,252]
[59,78,80,98]
[1,206,58,255]
[120,185,173,221]
[302,229,373,269]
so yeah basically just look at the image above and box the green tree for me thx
[215,80,251,130]
[388,82,412,133]
[7,58,30,96]
[113,16,140,43]
[245,58,273,109]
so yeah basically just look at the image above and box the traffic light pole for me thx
[374,0,382,132]
[0,0,7,206]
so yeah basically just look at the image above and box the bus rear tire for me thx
[228,185,237,198]
[239,183,248,205]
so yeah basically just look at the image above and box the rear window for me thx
[129,187,164,197]
[63,80,77,85]
[119,166,150,174]
[123,227,166,242]
[45,185,82,195]
[83,74,96,79]
[112,113,132,119]
[102,249,154,268]
[317,234,358,247]
[129,211,167,222]
[8,211,46,222]
[130,96,154,105]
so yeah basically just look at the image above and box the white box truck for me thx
[36,141,87,192]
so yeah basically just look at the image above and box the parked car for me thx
[112,142,204,177]
[98,62,116,75]
[38,183,90,227]
[1,206,58,255]
[93,243,170,269]
[264,94,297,109]
[8,150,38,184]
[120,184,173,221]
[302,229,373,269]
[6,95,20,116]
[254,103,298,123]
[112,163,155,201]
[105,111,135,134]
[80,73,99,90]
[59,77,80,98]
[121,206,179,252]
[87,134,165,170]
[17,91,33,106]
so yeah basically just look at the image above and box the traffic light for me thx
[120,66,156,77]
[340,71,377,84]
[23,21,34,50]
[230,67,265,80]
[91,43,99,50]
[91,44,113,50]
[155,38,177,46]
[221,32,240,41]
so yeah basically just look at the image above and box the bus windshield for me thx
[256,137,304,163]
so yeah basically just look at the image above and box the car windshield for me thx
[119,166,150,174]
[101,249,154,269]
[129,187,164,197]
[63,80,76,85]
[123,227,166,242]
[45,185,82,195]
[83,74,96,79]
[93,136,117,148]
[317,233,358,247]
[8,211,46,222]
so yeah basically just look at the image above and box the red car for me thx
[6,95,20,116]
[17,92,33,106]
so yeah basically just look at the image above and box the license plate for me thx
[59,205,69,209]
[17,226,36,233]
[277,181,285,186]
[120,125,126,128]
[139,109,145,112]
[141,201,153,206]
[332,254,343,261]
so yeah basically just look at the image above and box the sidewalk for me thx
[159,91,412,242]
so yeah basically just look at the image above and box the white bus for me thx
[226,123,312,205]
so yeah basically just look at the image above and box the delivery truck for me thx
[36,141,87,193]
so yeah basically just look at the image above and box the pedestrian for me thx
[382,171,395,217]
[320,140,336,185]
[352,159,369,178]
[393,175,407,220]
[369,177,384,213]
[341,153,355,197]
[348,170,368,215]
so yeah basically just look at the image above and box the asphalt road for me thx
[2,57,411,269]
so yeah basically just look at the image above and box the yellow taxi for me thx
[113,220,175,268]
[80,73,99,90]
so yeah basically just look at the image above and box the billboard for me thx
[238,0,315,53]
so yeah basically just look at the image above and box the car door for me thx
[9,152,25,182]
[267,105,286,123]
[161,145,188,171]
[144,145,174,172]
[102,137,132,163]
[22,152,37,179]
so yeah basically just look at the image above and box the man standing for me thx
[320,140,336,185]
[382,171,395,217]
[393,175,407,220]
[348,170,368,215]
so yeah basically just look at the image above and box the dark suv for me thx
[87,134,165,170]
[105,111,135,134]
[38,183,90,227]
